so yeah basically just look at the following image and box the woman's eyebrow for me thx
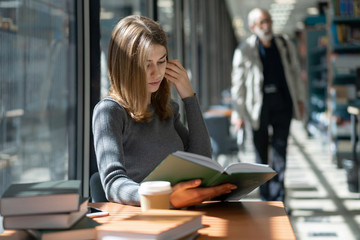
[147,53,167,62]
[159,53,167,59]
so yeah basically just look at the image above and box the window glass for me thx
[157,0,185,105]
[99,0,149,98]
[0,0,77,196]
[157,0,175,59]
[183,0,195,90]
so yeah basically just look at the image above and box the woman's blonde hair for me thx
[108,15,172,122]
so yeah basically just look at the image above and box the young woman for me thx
[92,15,237,208]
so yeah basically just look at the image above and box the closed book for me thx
[0,180,81,216]
[95,209,204,240]
[27,216,100,240]
[143,151,277,201]
[2,198,88,230]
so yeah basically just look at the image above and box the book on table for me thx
[95,209,204,240]
[26,216,100,240]
[0,180,81,216]
[2,198,89,230]
[143,151,277,201]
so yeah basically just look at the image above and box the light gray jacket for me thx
[231,34,305,130]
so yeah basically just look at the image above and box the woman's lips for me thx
[149,80,161,86]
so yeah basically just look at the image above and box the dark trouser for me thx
[252,102,292,202]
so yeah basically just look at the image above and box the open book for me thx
[143,151,277,201]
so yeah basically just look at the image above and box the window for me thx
[157,0,176,59]
[0,0,78,196]
[99,0,150,98]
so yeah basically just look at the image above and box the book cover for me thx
[27,216,100,240]
[3,199,88,230]
[143,151,277,201]
[95,209,204,240]
[0,180,81,216]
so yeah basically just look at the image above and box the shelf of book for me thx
[305,21,328,136]
[326,1,360,168]
[333,45,360,52]
[333,73,357,84]
[310,47,327,55]
[333,16,360,23]
[310,64,328,73]
[330,0,360,17]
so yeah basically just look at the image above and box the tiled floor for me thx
[286,122,360,240]
[218,120,360,240]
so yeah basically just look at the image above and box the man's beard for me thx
[254,27,273,41]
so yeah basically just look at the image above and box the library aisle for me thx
[287,121,360,240]
[225,120,360,240]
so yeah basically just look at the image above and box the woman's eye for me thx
[158,61,166,64]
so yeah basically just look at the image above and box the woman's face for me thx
[146,44,167,94]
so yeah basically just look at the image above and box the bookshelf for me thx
[326,0,360,167]
[304,15,329,137]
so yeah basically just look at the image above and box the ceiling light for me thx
[100,11,114,20]
[274,0,296,3]
[157,0,173,8]
[270,4,294,11]
[307,7,319,15]
[233,16,243,27]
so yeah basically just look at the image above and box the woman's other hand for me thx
[170,179,237,208]
[165,60,194,99]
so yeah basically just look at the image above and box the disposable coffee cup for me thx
[138,181,172,212]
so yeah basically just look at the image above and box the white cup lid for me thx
[138,181,172,195]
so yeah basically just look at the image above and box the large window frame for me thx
[0,1,85,231]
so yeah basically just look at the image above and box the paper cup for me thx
[138,181,172,212]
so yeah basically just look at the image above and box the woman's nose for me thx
[151,65,161,77]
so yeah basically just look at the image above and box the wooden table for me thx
[204,108,232,118]
[89,201,296,240]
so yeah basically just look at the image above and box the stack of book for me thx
[0,180,99,239]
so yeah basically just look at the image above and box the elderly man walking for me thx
[231,8,305,204]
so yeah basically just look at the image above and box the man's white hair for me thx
[247,8,271,28]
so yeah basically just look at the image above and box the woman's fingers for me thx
[165,60,185,82]
[172,179,202,191]
[196,183,237,200]
[170,180,237,209]
[165,59,194,99]
[167,59,185,72]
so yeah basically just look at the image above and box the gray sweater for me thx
[92,95,212,205]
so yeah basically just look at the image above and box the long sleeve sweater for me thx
[92,95,212,206]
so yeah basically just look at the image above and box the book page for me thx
[211,171,277,200]
[143,153,222,186]
[224,162,274,174]
[173,151,223,172]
